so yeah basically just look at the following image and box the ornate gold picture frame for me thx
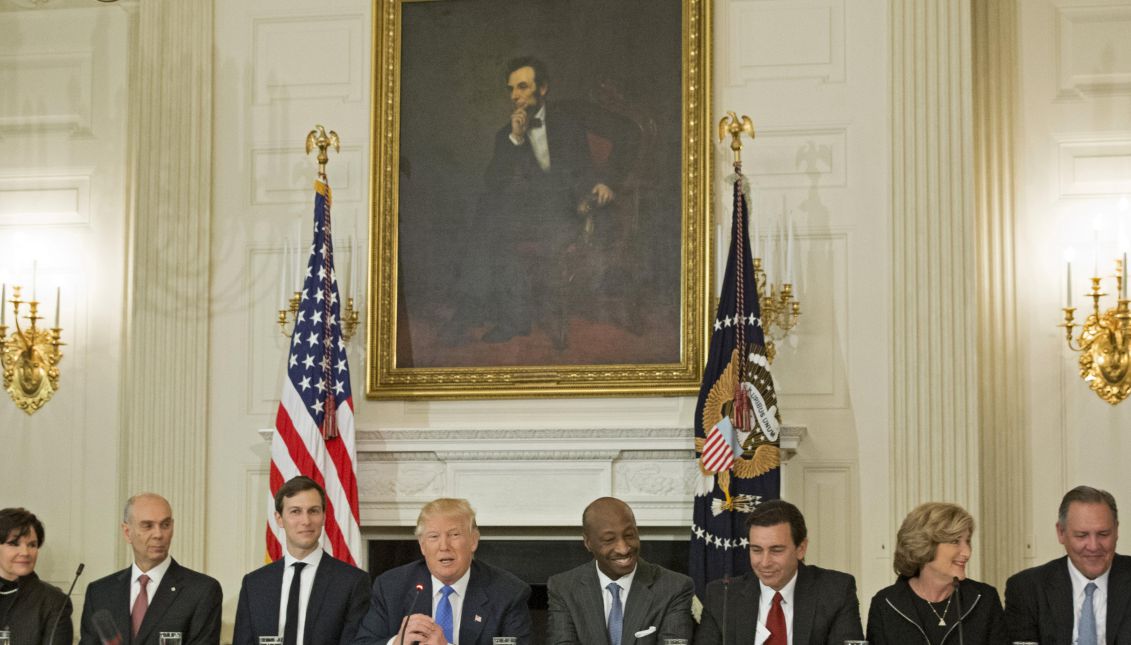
[367,0,711,399]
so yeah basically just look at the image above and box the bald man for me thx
[79,494,222,645]
[547,497,694,645]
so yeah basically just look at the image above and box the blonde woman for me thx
[866,502,1006,644]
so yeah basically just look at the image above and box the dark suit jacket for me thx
[232,553,370,645]
[694,563,864,645]
[866,576,1006,644]
[1005,554,1131,644]
[546,559,694,645]
[2,573,72,645]
[78,559,221,645]
[351,559,532,645]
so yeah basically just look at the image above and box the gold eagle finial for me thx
[717,112,755,166]
[305,125,340,177]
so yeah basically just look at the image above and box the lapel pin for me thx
[170,587,176,591]
[475,615,482,623]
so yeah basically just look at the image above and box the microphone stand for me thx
[46,562,84,645]
[396,583,425,645]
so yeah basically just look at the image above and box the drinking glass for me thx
[258,637,284,645]
[492,639,517,645]
[663,640,690,645]
[158,632,182,645]
[0,628,11,645]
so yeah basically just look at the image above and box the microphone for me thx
[952,576,964,645]
[45,562,83,645]
[92,608,123,645]
[396,583,425,645]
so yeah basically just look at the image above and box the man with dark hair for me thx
[448,55,638,347]
[233,476,370,645]
[694,499,863,645]
[547,497,693,644]
[80,493,222,644]
[1005,485,1131,644]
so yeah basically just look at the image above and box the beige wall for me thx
[4,0,1131,640]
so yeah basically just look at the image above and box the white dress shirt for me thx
[509,105,551,171]
[755,571,799,645]
[1067,558,1109,644]
[595,562,637,626]
[277,548,323,644]
[430,569,470,645]
[130,556,172,609]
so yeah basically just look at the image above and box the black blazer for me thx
[546,559,694,645]
[232,553,370,645]
[694,563,864,645]
[1,573,72,645]
[351,559,532,645]
[78,559,221,645]
[1005,554,1131,644]
[866,576,1007,644]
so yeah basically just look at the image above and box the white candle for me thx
[786,218,795,284]
[32,260,37,301]
[351,233,359,301]
[765,221,775,282]
[346,234,354,298]
[1067,261,1073,308]
[1,283,5,325]
[280,237,288,304]
[1124,252,1128,299]
[778,219,786,282]
[752,204,761,262]
[54,286,60,327]
[295,221,303,289]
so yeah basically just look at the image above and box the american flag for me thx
[267,177,361,565]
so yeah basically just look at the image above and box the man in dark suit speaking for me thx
[547,497,693,645]
[352,498,531,645]
[79,493,222,644]
[1005,485,1131,644]
[694,500,863,645]
[233,476,370,644]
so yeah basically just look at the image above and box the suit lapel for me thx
[304,557,331,634]
[113,568,133,644]
[262,560,284,634]
[790,564,814,645]
[1106,556,1131,643]
[578,564,611,645]
[459,562,487,645]
[621,561,655,644]
[731,576,760,640]
[135,560,184,644]
[1045,558,1075,645]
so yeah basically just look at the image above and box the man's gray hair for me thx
[1057,485,1118,526]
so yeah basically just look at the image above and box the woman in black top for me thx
[0,508,72,645]
[866,502,1008,645]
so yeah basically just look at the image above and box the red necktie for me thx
[765,591,787,645]
[131,574,150,638]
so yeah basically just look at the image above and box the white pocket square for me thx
[634,626,657,638]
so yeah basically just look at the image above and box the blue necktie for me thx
[1079,581,1098,645]
[436,585,455,644]
[607,582,623,645]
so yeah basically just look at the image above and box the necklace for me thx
[926,595,952,627]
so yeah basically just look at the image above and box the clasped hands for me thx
[396,613,448,645]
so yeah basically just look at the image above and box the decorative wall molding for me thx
[0,52,92,134]
[1055,134,1131,197]
[0,172,90,226]
[726,0,846,84]
[251,15,364,105]
[250,144,364,205]
[1055,5,1131,100]
[745,127,847,189]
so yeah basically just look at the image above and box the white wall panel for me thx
[1056,5,1131,99]
[726,0,845,84]
[252,15,364,105]
[1056,135,1131,196]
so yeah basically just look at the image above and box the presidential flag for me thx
[267,177,361,565]
[690,170,781,598]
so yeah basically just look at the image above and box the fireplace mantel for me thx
[259,425,805,530]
